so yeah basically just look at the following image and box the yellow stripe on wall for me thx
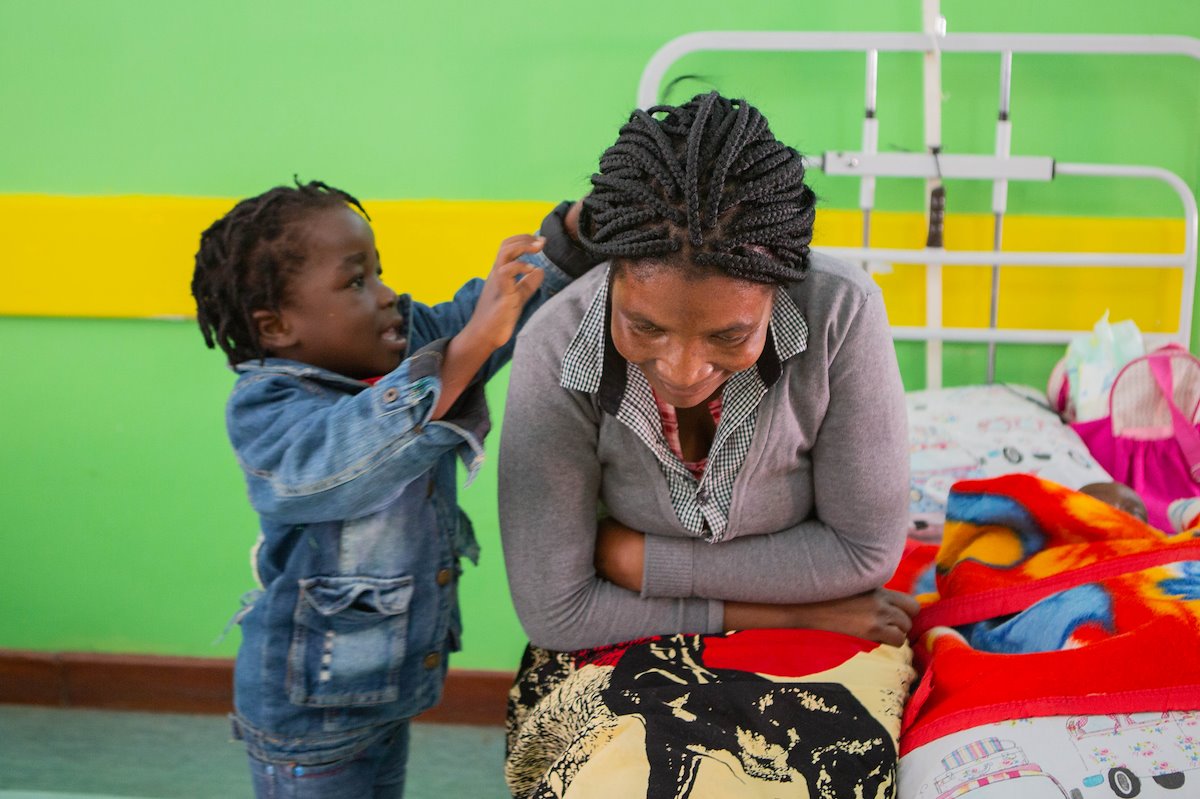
[816,211,1184,331]
[0,194,1185,333]
[0,195,555,319]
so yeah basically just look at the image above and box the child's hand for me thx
[432,235,545,420]
[463,235,546,350]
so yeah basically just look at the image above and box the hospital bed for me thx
[638,7,1199,542]
[636,9,1200,799]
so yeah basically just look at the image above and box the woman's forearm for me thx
[724,589,919,646]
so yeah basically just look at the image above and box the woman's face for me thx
[610,264,776,408]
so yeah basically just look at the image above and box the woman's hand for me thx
[725,588,920,647]
[792,588,920,646]
[594,517,645,593]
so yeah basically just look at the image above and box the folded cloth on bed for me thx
[505,630,913,799]
[901,473,1200,755]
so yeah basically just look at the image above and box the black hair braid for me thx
[578,91,816,286]
[705,100,751,224]
[683,92,717,245]
[191,179,367,365]
[626,111,688,195]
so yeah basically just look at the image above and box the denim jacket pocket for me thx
[287,575,414,707]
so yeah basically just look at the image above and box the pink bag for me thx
[1071,343,1200,531]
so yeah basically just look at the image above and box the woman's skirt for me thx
[505,629,914,799]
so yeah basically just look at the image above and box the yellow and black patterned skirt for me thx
[505,629,914,799]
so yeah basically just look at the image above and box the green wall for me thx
[4,1,1197,209]
[3,1,1200,670]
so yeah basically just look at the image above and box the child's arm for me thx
[410,201,600,387]
[430,235,545,419]
[228,237,546,525]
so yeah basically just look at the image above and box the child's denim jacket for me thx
[226,258,570,765]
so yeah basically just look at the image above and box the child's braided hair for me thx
[578,91,816,285]
[191,179,367,365]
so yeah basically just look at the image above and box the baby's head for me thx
[1079,481,1148,522]
[192,180,407,378]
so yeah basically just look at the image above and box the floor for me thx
[0,705,509,799]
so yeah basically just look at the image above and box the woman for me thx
[500,92,916,798]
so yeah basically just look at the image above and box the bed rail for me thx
[636,22,1200,388]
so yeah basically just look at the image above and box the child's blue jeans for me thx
[246,720,410,798]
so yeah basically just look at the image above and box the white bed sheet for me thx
[900,712,1200,799]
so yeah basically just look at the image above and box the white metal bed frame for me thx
[636,4,1200,389]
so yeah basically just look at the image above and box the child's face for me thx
[266,206,407,379]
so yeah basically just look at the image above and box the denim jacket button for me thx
[436,568,453,586]
[423,652,442,669]
[382,387,399,403]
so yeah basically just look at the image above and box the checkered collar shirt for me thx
[559,266,809,542]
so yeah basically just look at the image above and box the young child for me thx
[191,180,588,797]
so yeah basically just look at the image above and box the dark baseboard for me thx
[0,649,512,726]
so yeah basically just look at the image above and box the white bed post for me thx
[860,49,879,273]
[923,0,945,389]
[634,27,1200,361]
[987,51,1014,384]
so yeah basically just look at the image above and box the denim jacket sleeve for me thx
[227,342,488,525]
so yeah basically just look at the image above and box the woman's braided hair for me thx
[578,91,816,285]
[191,179,368,365]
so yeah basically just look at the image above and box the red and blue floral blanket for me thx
[901,473,1200,756]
